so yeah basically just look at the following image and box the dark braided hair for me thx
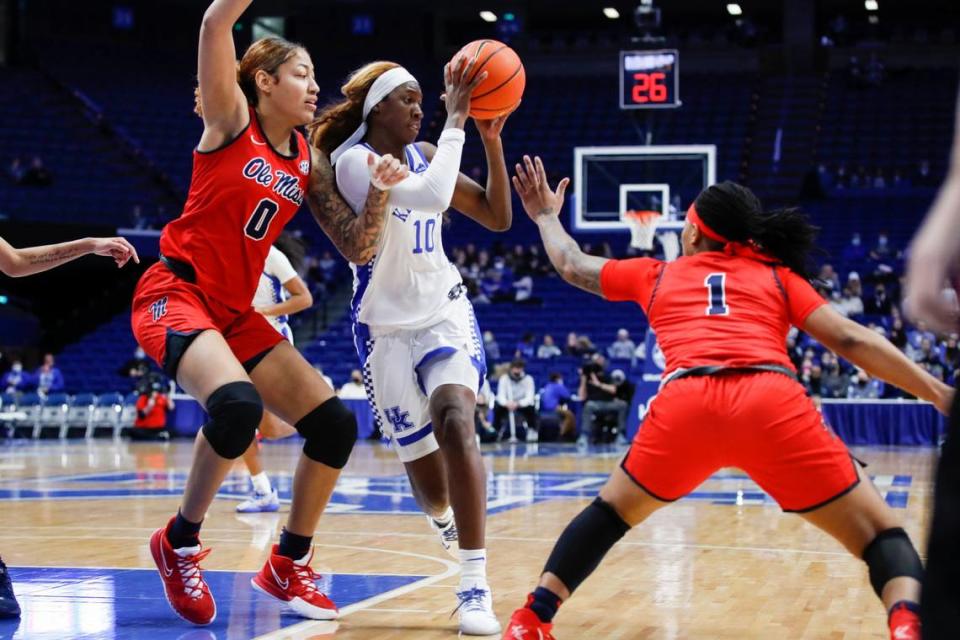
[693,181,820,279]
[273,232,308,274]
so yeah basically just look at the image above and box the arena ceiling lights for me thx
[865,0,879,10]
[479,10,497,22]
[726,4,743,16]
[603,7,621,19]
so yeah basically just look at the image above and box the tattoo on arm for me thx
[537,216,606,296]
[27,247,85,266]
[307,152,389,265]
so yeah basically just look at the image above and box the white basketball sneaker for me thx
[426,507,459,559]
[236,488,279,513]
[455,580,501,636]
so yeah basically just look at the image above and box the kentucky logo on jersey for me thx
[241,157,304,206]
[384,406,414,434]
[150,297,168,323]
[392,208,411,222]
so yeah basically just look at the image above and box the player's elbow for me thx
[0,256,25,277]
[200,7,231,31]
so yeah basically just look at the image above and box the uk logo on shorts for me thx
[150,297,168,323]
[384,406,414,434]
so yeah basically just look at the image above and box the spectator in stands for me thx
[119,346,151,385]
[475,377,497,443]
[7,157,25,184]
[835,163,850,189]
[802,363,823,396]
[842,233,866,264]
[872,168,887,189]
[847,368,882,399]
[828,290,849,318]
[35,354,63,396]
[515,332,536,359]
[131,378,175,441]
[820,352,849,399]
[907,321,937,356]
[941,335,960,372]
[338,370,367,400]
[483,330,501,365]
[2,360,29,394]
[840,287,864,317]
[579,355,628,443]
[536,334,562,360]
[607,328,637,361]
[21,156,52,187]
[566,333,596,357]
[870,232,894,261]
[512,273,538,304]
[527,245,550,276]
[867,283,893,314]
[494,359,537,441]
[915,159,936,187]
[539,372,576,441]
[786,332,804,370]
[891,169,908,189]
[818,264,841,292]
[565,332,579,355]
[889,316,908,350]
[847,271,863,297]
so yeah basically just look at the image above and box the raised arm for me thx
[0,236,139,278]
[306,147,406,265]
[255,274,313,317]
[196,0,252,149]
[802,305,952,413]
[512,155,607,296]
[417,113,513,232]
[905,88,960,333]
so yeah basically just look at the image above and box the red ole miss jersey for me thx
[159,108,311,311]
[600,252,826,373]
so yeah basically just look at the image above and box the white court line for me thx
[547,477,606,491]
[253,543,459,640]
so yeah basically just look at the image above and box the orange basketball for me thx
[453,39,525,119]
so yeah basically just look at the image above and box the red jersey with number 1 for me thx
[600,252,825,374]
[159,107,311,312]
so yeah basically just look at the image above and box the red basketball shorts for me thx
[131,262,284,377]
[622,371,858,512]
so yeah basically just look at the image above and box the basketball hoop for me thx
[624,210,662,251]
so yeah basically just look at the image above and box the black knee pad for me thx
[201,381,263,459]
[297,397,357,469]
[862,527,924,597]
[543,497,631,594]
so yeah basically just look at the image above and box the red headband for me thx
[687,203,729,244]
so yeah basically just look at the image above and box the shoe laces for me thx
[452,586,490,617]
[176,548,211,600]
[292,562,322,595]
[440,522,458,544]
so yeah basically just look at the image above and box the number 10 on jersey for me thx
[413,218,438,254]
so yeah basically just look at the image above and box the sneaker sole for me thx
[235,504,280,513]
[148,532,216,626]
[250,576,339,620]
[459,618,503,636]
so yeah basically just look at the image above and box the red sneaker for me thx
[888,602,921,640]
[503,605,556,640]
[251,545,338,620]
[149,518,215,625]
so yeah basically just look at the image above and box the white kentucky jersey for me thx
[335,142,463,335]
[253,245,298,333]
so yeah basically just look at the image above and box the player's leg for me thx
[505,377,721,638]
[402,452,451,518]
[246,339,355,620]
[736,373,922,640]
[0,555,19,619]
[236,411,294,513]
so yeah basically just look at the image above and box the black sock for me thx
[889,600,921,618]
[168,510,202,549]
[529,586,562,623]
[278,528,313,560]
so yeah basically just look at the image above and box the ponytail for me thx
[693,181,820,278]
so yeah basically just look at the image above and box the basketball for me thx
[453,39,525,119]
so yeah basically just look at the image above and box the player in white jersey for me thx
[309,58,512,636]
[237,234,313,513]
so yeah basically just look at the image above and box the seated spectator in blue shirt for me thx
[483,331,501,365]
[515,332,536,359]
[35,353,64,396]
[539,373,576,441]
[607,328,637,362]
[2,360,30,394]
[536,334,562,360]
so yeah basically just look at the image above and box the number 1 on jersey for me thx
[705,273,729,316]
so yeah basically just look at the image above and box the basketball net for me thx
[624,210,662,251]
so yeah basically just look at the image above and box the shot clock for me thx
[619,49,680,109]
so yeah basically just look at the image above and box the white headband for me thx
[330,66,419,164]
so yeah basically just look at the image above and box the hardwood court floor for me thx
[0,438,937,639]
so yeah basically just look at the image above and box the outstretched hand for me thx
[367,153,408,191]
[512,155,570,223]
[441,55,488,128]
[474,103,518,142]
[90,237,139,268]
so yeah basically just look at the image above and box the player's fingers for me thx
[514,162,531,190]
[467,70,489,92]
[443,62,452,87]
[456,55,471,84]
[511,175,523,194]
[367,152,376,167]
[534,156,548,184]
[116,238,139,264]
[523,155,538,188]
[555,177,570,201]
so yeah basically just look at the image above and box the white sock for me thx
[459,548,487,584]
[251,471,271,495]
[433,505,454,527]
